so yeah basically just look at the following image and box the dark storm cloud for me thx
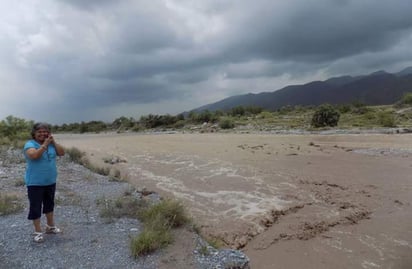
[90,50,221,82]
[89,79,175,105]
[222,0,412,62]
[2,0,412,123]
[57,0,116,10]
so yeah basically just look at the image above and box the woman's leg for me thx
[45,211,55,227]
[43,184,57,227]
[27,186,43,233]
[33,218,42,233]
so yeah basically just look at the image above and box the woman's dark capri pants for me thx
[27,184,56,220]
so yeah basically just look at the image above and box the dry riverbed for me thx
[57,132,412,269]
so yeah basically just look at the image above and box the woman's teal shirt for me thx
[23,140,57,186]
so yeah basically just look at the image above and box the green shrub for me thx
[139,114,180,129]
[130,199,189,257]
[139,199,188,228]
[130,228,172,257]
[172,120,186,129]
[400,92,412,106]
[378,111,396,127]
[0,116,32,146]
[131,125,143,132]
[219,118,235,129]
[311,104,340,128]
[337,104,352,114]
[189,110,219,124]
[353,106,369,114]
[258,111,273,119]
[230,106,245,116]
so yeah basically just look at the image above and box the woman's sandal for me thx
[33,232,44,243]
[45,224,62,234]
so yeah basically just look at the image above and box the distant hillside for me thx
[192,67,412,112]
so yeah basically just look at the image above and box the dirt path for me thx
[57,132,412,269]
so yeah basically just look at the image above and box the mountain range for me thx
[192,67,412,112]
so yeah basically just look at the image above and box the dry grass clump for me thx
[0,193,24,216]
[66,146,114,177]
[91,165,110,176]
[14,178,25,187]
[65,147,88,165]
[109,168,124,182]
[97,195,146,221]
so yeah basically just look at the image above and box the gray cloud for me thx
[1,0,412,123]
[220,1,412,62]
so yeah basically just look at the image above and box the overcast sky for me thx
[1,0,412,124]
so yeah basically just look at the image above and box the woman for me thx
[23,122,65,243]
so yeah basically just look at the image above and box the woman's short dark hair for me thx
[31,122,50,138]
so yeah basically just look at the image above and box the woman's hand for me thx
[48,134,65,156]
[43,134,54,147]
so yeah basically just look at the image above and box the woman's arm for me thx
[25,145,47,160]
[54,143,65,157]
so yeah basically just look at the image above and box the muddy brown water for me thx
[57,132,412,269]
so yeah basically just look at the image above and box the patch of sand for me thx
[58,132,412,269]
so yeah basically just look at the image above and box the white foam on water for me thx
[359,235,385,260]
[279,182,298,188]
[129,166,189,192]
[381,234,412,248]
[194,190,287,219]
[324,238,353,253]
[203,166,239,177]
[125,152,297,220]
[361,261,381,268]
[128,164,288,219]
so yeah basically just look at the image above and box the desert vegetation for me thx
[0,193,23,216]
[95,193,189,257]
[130,198,189,257]
[47,98,412,132]
[65,147,115,178]
[0,115,32,146]
[1,96,412,146]
[397,92,412,106]
[311,104,340,128]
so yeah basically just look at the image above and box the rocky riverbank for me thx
[0,147,250,269]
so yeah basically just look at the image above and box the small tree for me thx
[400,92,412,106]
[230,106,245,116]
[377,111,396,127]
[0,115,32,142]
[311,104,340,128]
[218,117,235,129]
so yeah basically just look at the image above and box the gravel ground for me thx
[0,148,249,269]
